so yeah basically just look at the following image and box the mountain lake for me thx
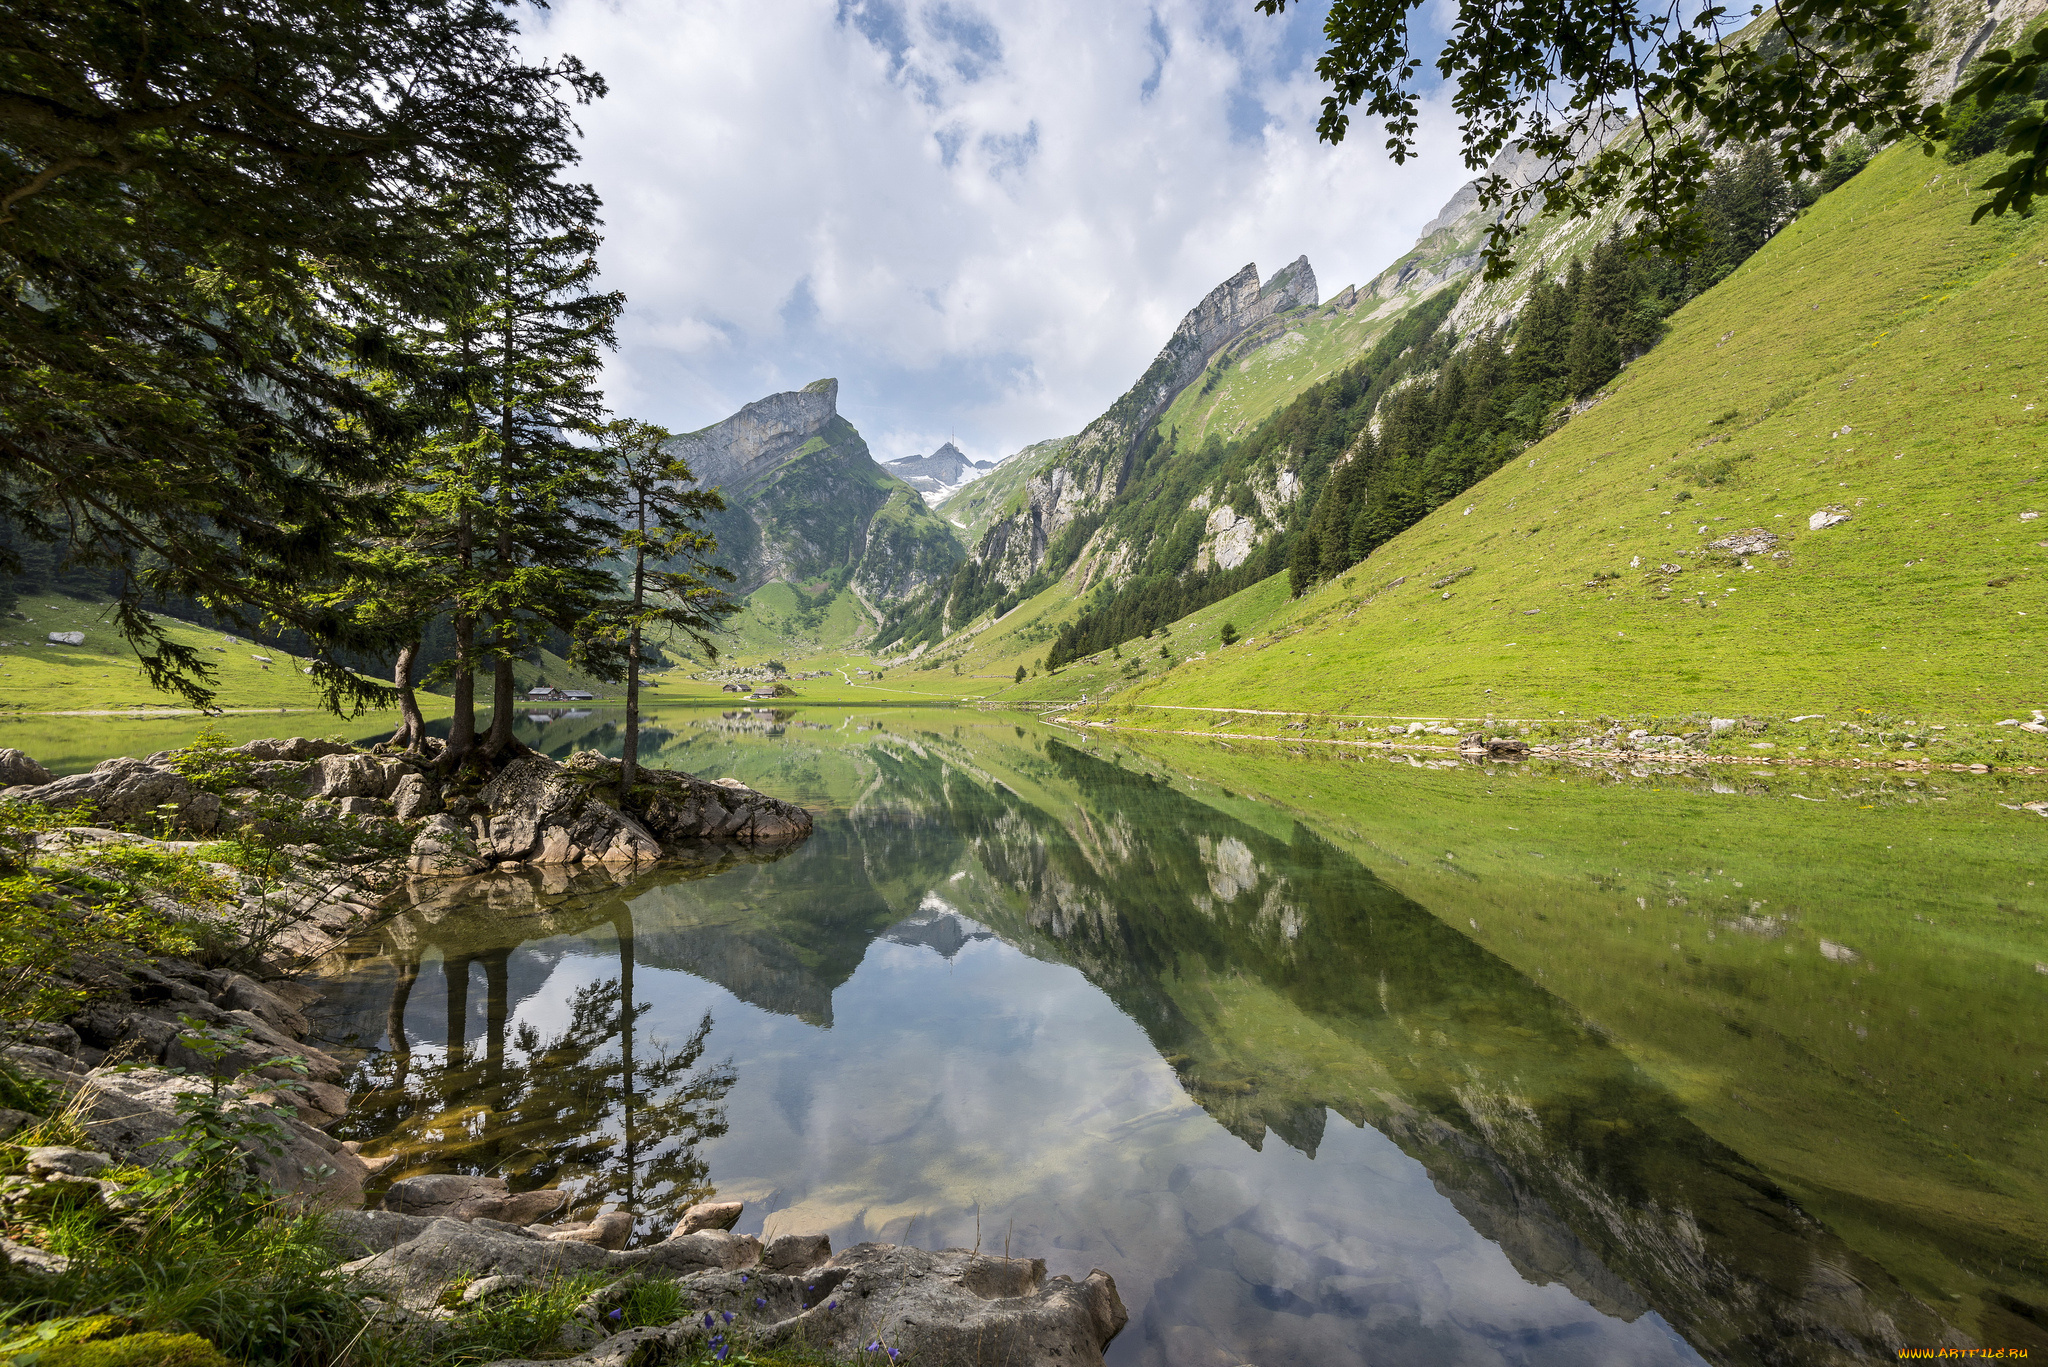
[13,706,2046,1365]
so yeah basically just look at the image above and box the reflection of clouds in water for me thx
[637,932,1700,1367]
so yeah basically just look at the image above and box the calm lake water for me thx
[74,704,2043,1366]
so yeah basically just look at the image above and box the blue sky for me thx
[524,0,1472,465]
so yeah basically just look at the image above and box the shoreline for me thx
[1058,717,2048,776]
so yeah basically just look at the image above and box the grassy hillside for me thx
[1071,141,2045,726]
[0,593,380,714]
[934,436,1071,541]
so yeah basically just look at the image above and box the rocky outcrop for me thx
[334,1209,1127,1367]
[3,1041,369,1210]
[962,257,1318,595]
[406,753,812,876]
[4,756,221,832]
[379,1174,569,1227]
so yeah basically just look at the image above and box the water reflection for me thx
[314,713,2042,1366]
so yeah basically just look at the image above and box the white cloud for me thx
[521,0,1471,464]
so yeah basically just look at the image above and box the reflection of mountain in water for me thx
[882,897,997,960]
[318,720,1983,1364]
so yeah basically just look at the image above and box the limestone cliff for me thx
[663,380,964,614]
[961,258,1318,598]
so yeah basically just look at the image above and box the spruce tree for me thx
[0,0,606,708]
[584,420,736,800]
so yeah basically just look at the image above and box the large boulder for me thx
[474,757,662,866]
[344,1220,1127,1367]
[559,752,812,845]
[408,813,488,876]
[466,1241,1127,1367]
[3,757,219,832]
[304,753,410,800]
[0,1045,368,1210]
[380,1173,569,1226]
[0,748,52,787]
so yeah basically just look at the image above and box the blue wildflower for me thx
[755,1297,766,1308]
[607,1308,622,1322]
[703,1313,714,1329]
[722,1311,735,1325]
[827,1300,838,1310]
[740,1274,748,1283]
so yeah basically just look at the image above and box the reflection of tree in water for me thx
[342,904,735,1240]
[513,983,735,1236]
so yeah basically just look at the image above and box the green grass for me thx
[0,595,375,715]
[1083,142,2046,727]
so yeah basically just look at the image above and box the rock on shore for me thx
[333,1206,1127,1367]
[408,751,813,875]
[0,735,812,878]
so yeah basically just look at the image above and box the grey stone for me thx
[304,753,397,800]
[1809,505,1852,531]
[461,1273,536,1306]
[0,748,52,787]
[675,1199,744,1235]
[233,737,357,763]
[355,1226,1126,1367]
[324,1209,439,1261]
[24,1146,114,1179]
[1707,528,1778,556]
[558,752,812,847]
[762,1231,831,1274]
[2,1236,71,1276]
[17,1059,367,1208]
[0,1109,36,1140]
[47,631,84,646]
[633,1228,757,1275]
[475,756,662,866]
[408,813,487,876]
[390,772,441,820]
[717,1244,1125,1367]
[543,1210,633,1250]
[342,1217,621,1306]
[212,973,310,1038]
[6,758,220,832]
[381,1172,571,1227]
[336,795,385,816]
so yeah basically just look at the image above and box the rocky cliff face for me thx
[962,257,1318,597]
[663,380,964,611]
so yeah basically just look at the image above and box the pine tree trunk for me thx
[442,505,477,773]
[388,641,427,750]
[444,613,476,772]
[620,501,646,805]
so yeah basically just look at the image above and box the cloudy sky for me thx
[522,0,1473,465]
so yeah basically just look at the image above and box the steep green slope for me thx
[1087,142,2045,723]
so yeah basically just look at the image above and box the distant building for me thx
[527,685,566,701]
[561,690,595,701]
